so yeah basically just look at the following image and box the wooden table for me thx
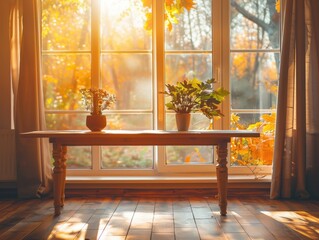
[21,130,259,216]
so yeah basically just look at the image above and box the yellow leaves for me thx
[238,149,248,155]
[143,12,152,32]
[142,0,196,32]
[263,78,278,95]
[181,0,196,11]
[231,113,239,124]
[231,113,245,130]
[232,54,250,79]
[164,0,196,32]
[231,113,276,167]
[270,85,278,95]
[261,113,276,133]
[141,0,152,8]
[165,5,180,32]
[247,122,262,131]
[44,75,58,84]
[262,113,276,123]
[276,0,280,13]
[166,0,174,7]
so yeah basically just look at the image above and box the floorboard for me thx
[0,195,318,239]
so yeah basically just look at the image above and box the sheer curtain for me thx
[10,0,52,198]
[271,0,319,199]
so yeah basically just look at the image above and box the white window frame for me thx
[42,0,279,178]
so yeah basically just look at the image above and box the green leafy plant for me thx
[80,88,116,115]
[197,78,230,119]
[163,74,229,118]
[163,78,202,113]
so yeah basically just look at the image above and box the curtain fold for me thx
[270,0,319,199]
[11,0,52,198]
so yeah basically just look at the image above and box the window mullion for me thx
[91,0,100,88]
[220,0,230,130]
[156,0,167,172]
[155,0,165,131]
[91,0,101,172]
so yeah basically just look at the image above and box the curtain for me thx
[270,0,319,199]
[11,0,52,198]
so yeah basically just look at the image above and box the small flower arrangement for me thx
[80,88,116,115]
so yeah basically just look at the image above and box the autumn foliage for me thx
[142,0,196,31]
[230,112,276,166]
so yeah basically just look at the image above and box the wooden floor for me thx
[0,195,319,240]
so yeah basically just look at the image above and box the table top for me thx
[21,130,260,146]
[21,129,259,137]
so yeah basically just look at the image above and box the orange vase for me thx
[86,115,107,132]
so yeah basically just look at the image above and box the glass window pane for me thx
[230,0,280,50]
[165,54,212,84]
[166,146,213,164]
[45,113,87,130]
[101,146,153,169]
[46,114,91,170]
[102,113,153,169]
[42,54,91,110]
[46,113,152,131]
[100,0,151,51]
[66,146,92,169]
[101,54,152,110]
[106,114,152,130]
[230,52,279,110]
[42,0,91,51]
[165,0,212,51]
[166,113,212,165]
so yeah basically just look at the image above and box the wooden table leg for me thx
[61,146,67,208]
[216,142,228,216]
[52,143,67,216]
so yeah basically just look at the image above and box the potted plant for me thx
[163,74,229,131]
[197,78,230,129]
[80,88,116,131]
[163,78,202,131]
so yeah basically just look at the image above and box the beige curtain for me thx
[271,0,319,199]
[11,0,52,198]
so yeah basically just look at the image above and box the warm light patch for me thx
[261,211,319,239]
[48,222,88,240]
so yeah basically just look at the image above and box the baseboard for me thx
[64,181,270,198]
[0,181,17,198]
[0,181,271,199]
[64,187,270,198]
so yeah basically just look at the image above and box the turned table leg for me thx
[216,142,228,216]
[52,143,67,216]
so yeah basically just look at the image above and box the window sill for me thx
[66,174,271,183]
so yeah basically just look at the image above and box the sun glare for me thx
[48,222,88,239]
[261,211,319,239]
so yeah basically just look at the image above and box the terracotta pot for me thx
[86,115,107,132]
[175,113,191,131]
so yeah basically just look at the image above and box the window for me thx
[229,0,280,175]
[41,0,280,177]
